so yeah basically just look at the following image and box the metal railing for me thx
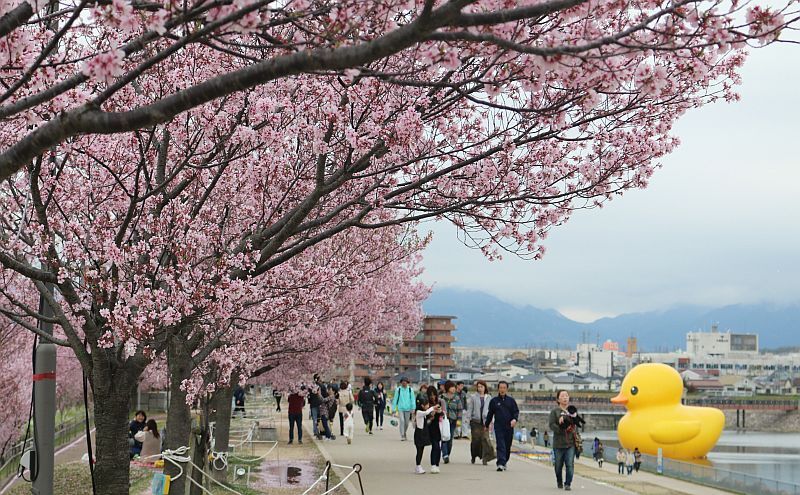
[0,416,90,485]
[584,440,800,495]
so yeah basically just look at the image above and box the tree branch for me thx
[0,2,33,38]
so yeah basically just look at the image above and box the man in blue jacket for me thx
[391,377,416,441]
[484,380,519,471]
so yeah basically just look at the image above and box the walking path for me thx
[311,411,735,495]
[312,412,631,495]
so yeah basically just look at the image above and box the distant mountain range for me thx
[423,288,800,350]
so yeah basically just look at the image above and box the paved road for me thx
[312,412,632,495]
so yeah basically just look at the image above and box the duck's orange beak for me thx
[610,394,628,405]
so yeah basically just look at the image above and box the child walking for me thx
[343,403,355,444]
[413,395,442,474]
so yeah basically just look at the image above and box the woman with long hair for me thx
[465,380,495,465]
[425,387,445,472]
[135,419,162,459]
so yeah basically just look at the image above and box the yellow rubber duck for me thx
[610,363,724,460]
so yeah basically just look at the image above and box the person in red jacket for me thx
[287,388,306,445]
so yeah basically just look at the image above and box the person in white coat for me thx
[337,381,354,437]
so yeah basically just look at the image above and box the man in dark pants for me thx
[357,377,376,434]
[287,390,305,445]
[484,381,519,472]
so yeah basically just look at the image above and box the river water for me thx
[588,430,800,486]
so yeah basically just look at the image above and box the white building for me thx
[576,343,618,378]
[686,324,758,357]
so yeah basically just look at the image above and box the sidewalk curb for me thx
[304,421,361,495]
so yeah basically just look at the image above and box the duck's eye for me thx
[630,386,639,396]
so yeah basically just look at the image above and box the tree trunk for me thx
[164,339,193,495]
[92,387,133,495]
[189,415,209,495]
[210,385,234,483]
[87,347,144,495]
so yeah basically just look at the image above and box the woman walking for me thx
[549,390,576,490]
[593,439,604,468]
[441,381,463,464]
[465,380,495,465]
[337,381,354,437]
[633,447,642,472]
[375,381,387,430]
[616,448,626,474]
[425,387,445,472]
[625,449,635,475]
[413,393,443,473]
[320,388,337,440]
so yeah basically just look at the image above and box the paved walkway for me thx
[312,411,737,495]
[312,412,633,495]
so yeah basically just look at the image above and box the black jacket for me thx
[485,394,519,430]
[358,388,376,408]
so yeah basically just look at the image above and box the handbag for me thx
[440,415,451,442]
[481,433,496,462]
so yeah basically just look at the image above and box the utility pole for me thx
[427,347,432,382]
[32,284,56,495]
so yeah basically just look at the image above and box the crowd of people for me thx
[274,375,645,489]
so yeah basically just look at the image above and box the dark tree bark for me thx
[210,385,234,483]
[163,339,193,495]
[89,351,140,495]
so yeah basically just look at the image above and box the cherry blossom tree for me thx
[0,1,798,493]
[0,319,29,463]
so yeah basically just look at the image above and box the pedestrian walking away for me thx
[484,380,519,472]
[343,403,355,444]
[233,385,246,417]
[273,388,282,412]
[441,380,463,464]
[634,447,642,472]
[465,380,496,466]
[375,381,387,430]
[616,448,626,474]
[392,377,416,441]
[549,389,577,490]
[543,430,550,448]
[287,389,306,444]
[338,381,354,437]
[358,377,376,434]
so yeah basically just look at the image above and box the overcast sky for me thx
[420,42,800,323]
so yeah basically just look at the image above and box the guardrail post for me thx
[353,463,364,495]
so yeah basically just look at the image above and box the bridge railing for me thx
[586,441,800,495]
[517,396,799,411]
